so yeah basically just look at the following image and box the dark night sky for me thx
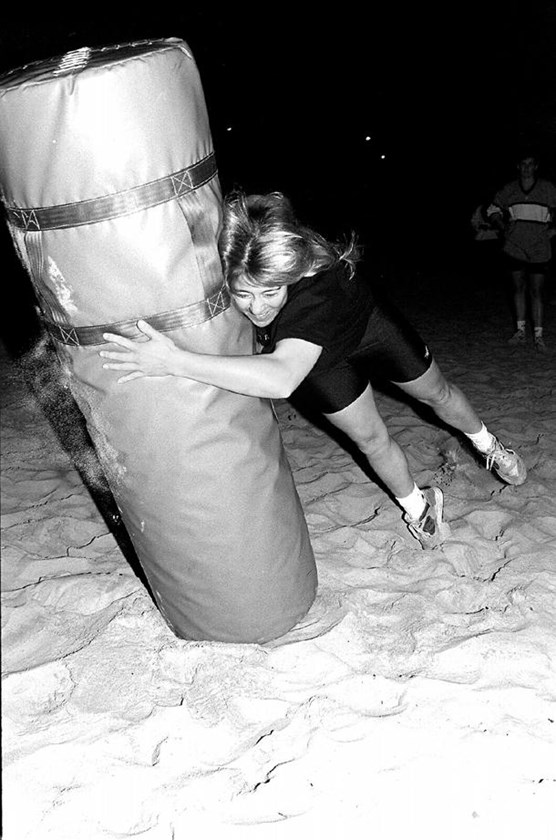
[1,3,555,267]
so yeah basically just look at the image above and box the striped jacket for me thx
[487,178,556,263]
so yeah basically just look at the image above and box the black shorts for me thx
[293,300,432,414]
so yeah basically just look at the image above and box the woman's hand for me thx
[100,320,180,383]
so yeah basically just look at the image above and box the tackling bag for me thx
[0,38,316,643]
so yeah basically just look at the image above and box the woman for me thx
[100,191,527,548]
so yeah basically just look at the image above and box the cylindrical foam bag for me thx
[0,38,316,643]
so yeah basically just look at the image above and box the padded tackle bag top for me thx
[0,38,317,643]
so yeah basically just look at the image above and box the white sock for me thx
[534,326,543,338]
[516,320,526,332]
[396,483,427,520]
[465,422,495,453]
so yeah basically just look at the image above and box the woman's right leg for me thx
[323,383,416,499]
[323,383,448,547]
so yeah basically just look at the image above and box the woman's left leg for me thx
[393,360,526,485]
[393,360,482,434]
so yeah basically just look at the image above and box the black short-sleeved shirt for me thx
[255,263,376,376]
[254,261,431,413]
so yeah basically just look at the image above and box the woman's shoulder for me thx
[308,260,353,286]
[300,259,374,307]
[290,262,343,295]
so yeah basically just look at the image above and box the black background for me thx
[1,3,555,313]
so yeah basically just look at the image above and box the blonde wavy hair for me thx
[218,190,360,289]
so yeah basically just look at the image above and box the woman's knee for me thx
[325,385,397,457]
[419,377,455,409]
[351,422,393,457]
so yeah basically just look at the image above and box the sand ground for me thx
[2,270,556,839]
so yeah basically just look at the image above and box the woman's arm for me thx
[100,320,322,399]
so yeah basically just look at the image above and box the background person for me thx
[487,151,556,352]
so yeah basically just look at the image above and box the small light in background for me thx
[380,154,386,159]
[365,135,372,141]
[226,126,233,132]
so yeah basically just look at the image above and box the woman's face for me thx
[230,278,288,327]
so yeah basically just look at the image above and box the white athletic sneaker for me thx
[483,437,527,485]
[403,487,451,549]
